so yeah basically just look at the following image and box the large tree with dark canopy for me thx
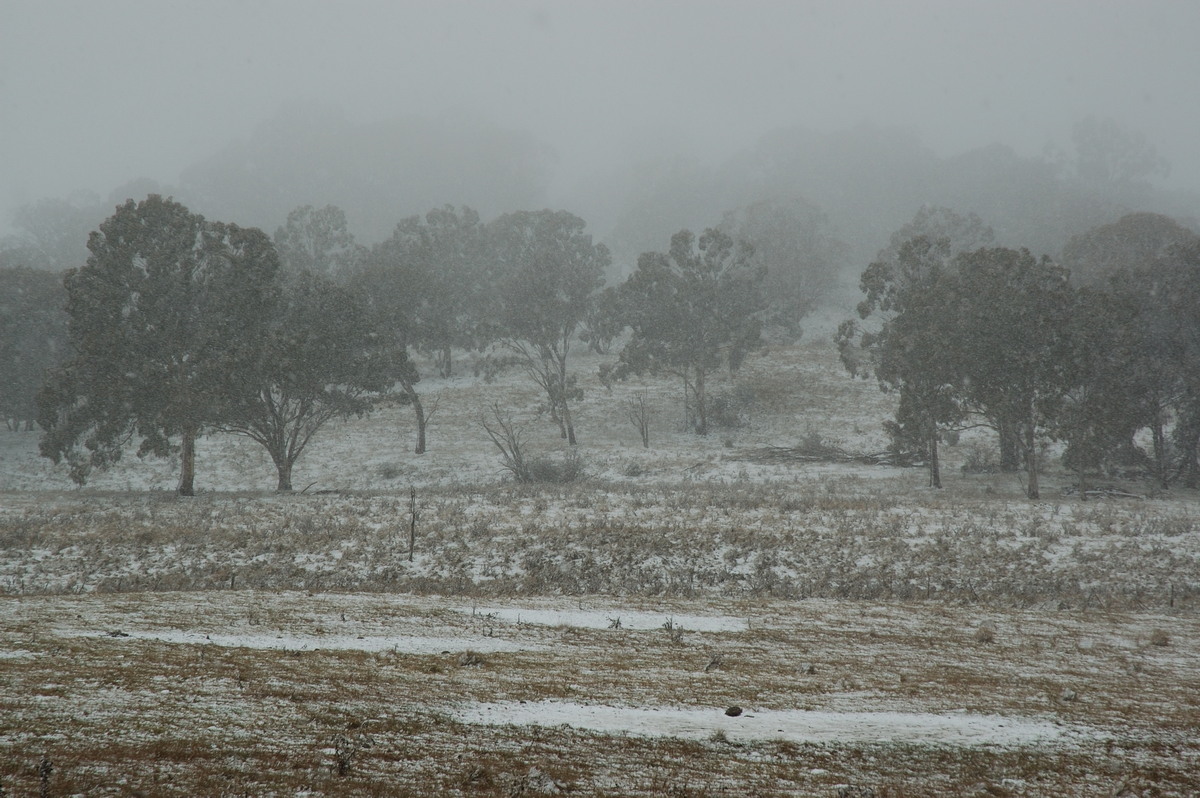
[612,228,764,435]
[490,209,609,445]
[952,247,1076,499]
[838,207,994,485]
[216,270,398,491]
[841,235,965,488]
[37,195,278,495]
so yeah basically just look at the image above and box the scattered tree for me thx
[370,206,490,378]
[490,209,610,444]
[273,204,366,280]
[7,193,107,271]
[624,391,653,448]
[1060,212,1197,286]
[37,196,278,495]
[953,247,1075,499]
[841,235,965,487]
[613,229,765,435]
[0,267,68,430]
[216,270,397,491]
[839,208,993,486]
[718,196,846,337]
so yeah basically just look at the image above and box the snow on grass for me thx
[70,628,540,654]
[452,605,748,632]
[456,700,1094,747]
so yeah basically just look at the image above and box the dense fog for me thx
[3,1,1199,273]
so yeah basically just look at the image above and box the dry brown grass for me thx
[1,340,1199,794]
[2,591,1198,796]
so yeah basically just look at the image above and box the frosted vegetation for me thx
[3,119,1200,795]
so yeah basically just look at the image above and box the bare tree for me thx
[624,391,652,448]
[480,403,531,483]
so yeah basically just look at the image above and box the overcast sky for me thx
[3,0,1198,225]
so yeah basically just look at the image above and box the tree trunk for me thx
[1024,420,1039,500]
[563,399,577,445]
[694,369,708,435]
[275,457,293,492]
[1151,414,1169,489]
[557,359,577,446]
[403,381,427,455]
[178,424,197,497]
[928,425,942,489]
[998,417,1021,473]
[439,345,452,379]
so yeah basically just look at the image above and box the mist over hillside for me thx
[4,2,1200,278]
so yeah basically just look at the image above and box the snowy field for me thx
[2,331,1198,796]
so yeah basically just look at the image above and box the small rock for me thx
[800,663,817,675]
[1059,687,1077,702]
[704,655,723,672]
[724,706,743,717]
[107,630,129,637]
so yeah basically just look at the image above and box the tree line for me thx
[839,207,1200,498]
[5,194,1198,497]
[11,195,823,494]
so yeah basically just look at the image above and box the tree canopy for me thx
[216,270,397,491]
[490,209,610,444]
[37,195,279,495]
[613,228,765,435]
[0,266,68,430]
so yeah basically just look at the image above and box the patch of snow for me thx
[454,606,748,632]
[456,700,1093,747]
[74,629,539,654]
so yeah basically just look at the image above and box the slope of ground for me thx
[1,332,1197,795]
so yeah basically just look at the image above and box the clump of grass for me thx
[973,624,996,644]
[458,650,486,667]
[1148,628,1170,647]
[527,451,586,484]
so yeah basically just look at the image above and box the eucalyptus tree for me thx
[490,209,610,445]
[273,204,366,280]
[838,207,993,487]
[0,266,68,430]
[952,247,1075,499]
[216,270,400,491]
[613,228,764,436]
[372,205,490,378]
[37,196,278,495]
[1056,285,1145,493]
[842,235,965,488]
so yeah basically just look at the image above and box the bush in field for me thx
[527,451,586,484]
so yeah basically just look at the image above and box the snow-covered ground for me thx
[2,335,1198,795]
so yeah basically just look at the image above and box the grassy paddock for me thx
[2,340,1198,795]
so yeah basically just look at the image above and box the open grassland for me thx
[2,334,1198,795]
[2,591,1197,796]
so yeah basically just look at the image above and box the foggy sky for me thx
[3,0,1199,233]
